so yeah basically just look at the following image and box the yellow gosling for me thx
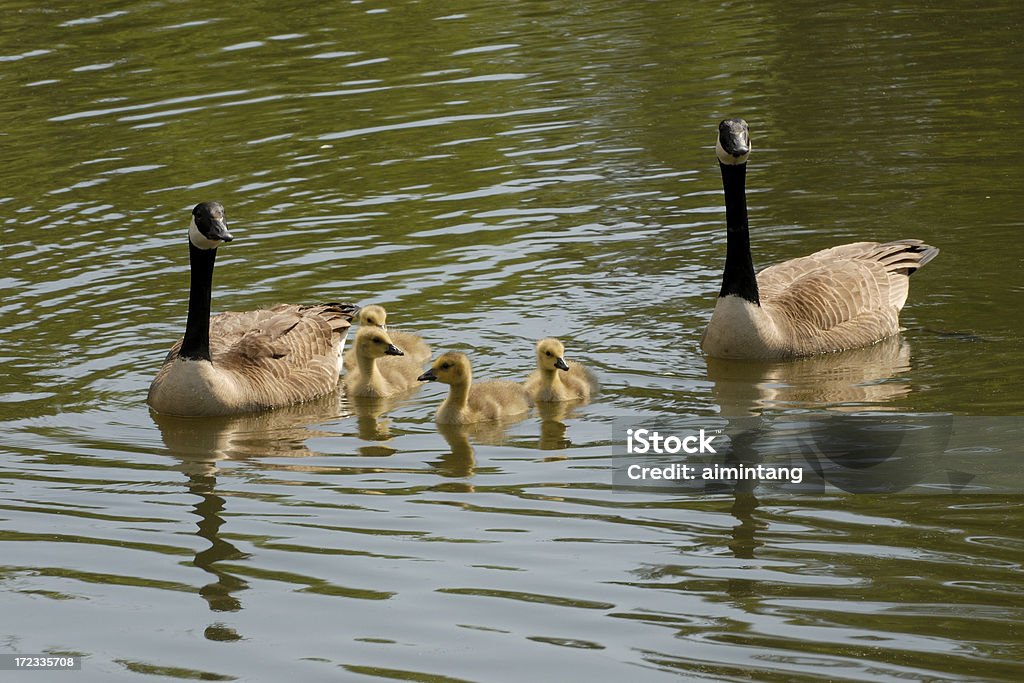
[344,327,424,398]
[524,337,599,402]
[349,304,431,364]
[418,352,532,424]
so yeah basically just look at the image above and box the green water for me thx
[2,1,1022,681]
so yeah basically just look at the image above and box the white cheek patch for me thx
[716,138,750,165]
[188,216,222,250]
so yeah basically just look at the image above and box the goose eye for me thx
[440,362,450,370]
[545,351,553,357]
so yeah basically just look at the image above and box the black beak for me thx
[417,369,437,382]
[209,219,234,243]
[385,344,404,356]
[554,357,570,372]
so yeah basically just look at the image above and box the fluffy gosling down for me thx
[524,338,599,402]
[344,327,425,398]
[344,304,431,370]
[418,352,532,424]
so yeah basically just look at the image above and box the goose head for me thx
[189,201,234,250]
[354,326,404,359]
[536,337,570,372]
[357,304,388,330]
[716,118,751,166]
[418,352,471,385]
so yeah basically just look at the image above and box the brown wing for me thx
[760,240,937,307]
[758,241,937,355]
[206,303,356,409]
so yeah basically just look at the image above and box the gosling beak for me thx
[554,357,570,372]
[385,344,404,356]
[417,369,437,382]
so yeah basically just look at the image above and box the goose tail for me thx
[871,239,939,276]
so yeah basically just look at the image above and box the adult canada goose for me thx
[418,352,532,424]
[148,202,359,416]
[343,304,431,370]
[701,118,939,359]
[343,327,425,398]
[524,338,599,402]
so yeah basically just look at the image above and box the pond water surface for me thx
[2,1,1023,681]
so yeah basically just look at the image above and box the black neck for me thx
[718,162,760,305]
[179,242,216,361]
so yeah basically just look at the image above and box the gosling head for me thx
[716,118,750,166]
[189,201,234,250]
[418,352,471,385]
[358,304,388,330]
[536,337,570,372]
[354,326,404,359]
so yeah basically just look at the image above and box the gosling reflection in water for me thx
[346,392,415,454]
[536,400,589,454]
[430,418,530,481]
[432,422,477,480]
[706,335,912,416]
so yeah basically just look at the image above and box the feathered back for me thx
[757,240,939,356]
[149,302,357,415]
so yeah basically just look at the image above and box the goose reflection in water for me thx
[694,336,919,576]
[706,335,913,417]
[151,393,349,629]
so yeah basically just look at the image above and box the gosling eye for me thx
[544,351,553,357]
[440,362,451,370]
